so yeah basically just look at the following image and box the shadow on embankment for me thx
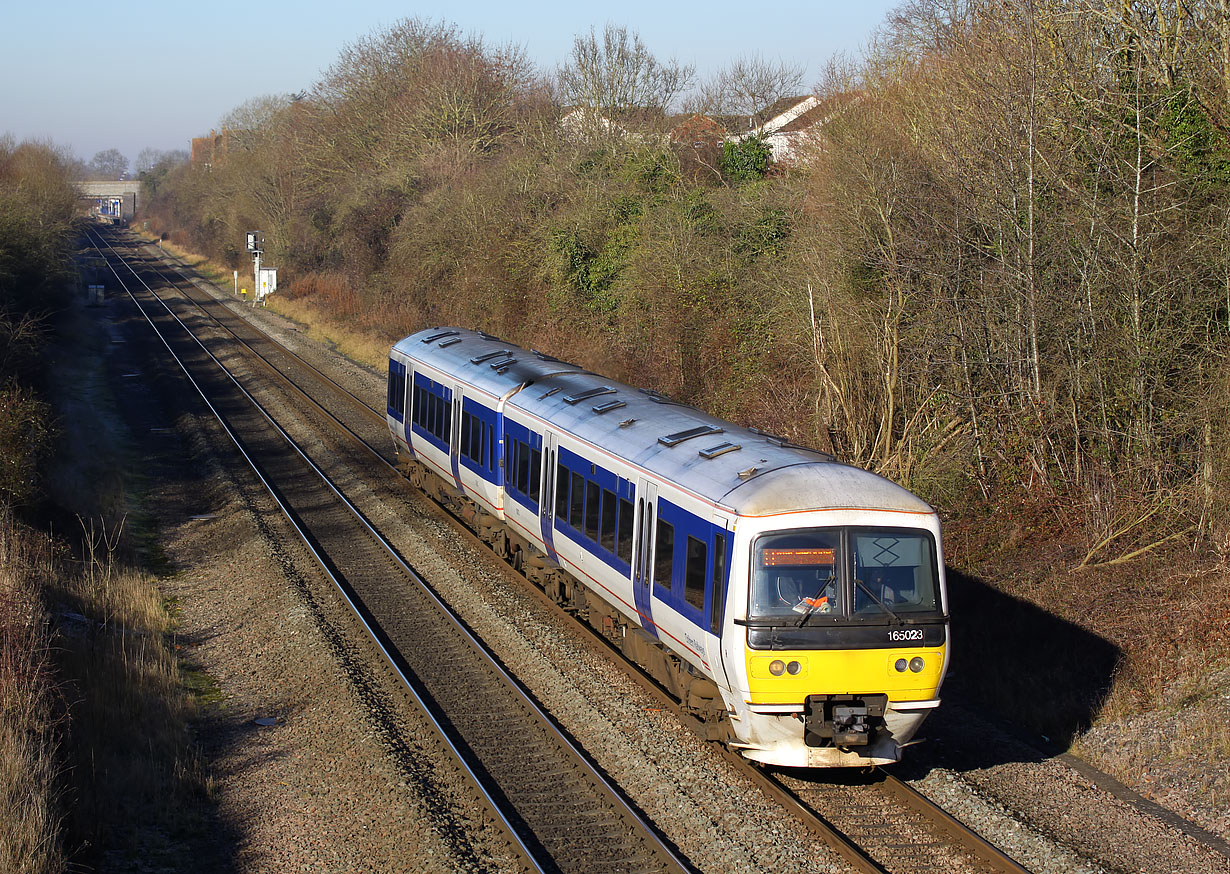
[906,567,1123,773]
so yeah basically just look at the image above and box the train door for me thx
[710,513,734,691]
[632,479,659,636]
[402,364,417,456]
[449,390,463,489]
[539,432,559,563]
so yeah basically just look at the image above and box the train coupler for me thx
[803,694,888,747]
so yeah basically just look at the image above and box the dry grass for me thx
[1,506,213,870]
[52,518,214,864]
[0,508,63,874]
[268,287,392,372]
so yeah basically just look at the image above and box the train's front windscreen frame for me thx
[747,527,941,625]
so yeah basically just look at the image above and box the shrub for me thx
[719,136,771,182]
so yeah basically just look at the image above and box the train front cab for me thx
[725,511,949,768]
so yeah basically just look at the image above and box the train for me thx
[386,327,949,768]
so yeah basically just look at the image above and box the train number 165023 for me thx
[888,628,924,642]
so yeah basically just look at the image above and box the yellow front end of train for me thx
[745,645,945,705]
[730,520,949,767]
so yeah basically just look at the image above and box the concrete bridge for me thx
[74,180,140,222]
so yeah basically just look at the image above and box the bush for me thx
[719,136,771,182]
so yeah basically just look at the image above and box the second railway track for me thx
[90,228,691,874]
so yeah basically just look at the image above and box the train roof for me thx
[393,328,934,519]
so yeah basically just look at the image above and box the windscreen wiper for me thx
[854,577,906,625]
[794,574,836,627]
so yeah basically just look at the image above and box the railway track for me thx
[91,227,1035,874]
[89,228,691,874]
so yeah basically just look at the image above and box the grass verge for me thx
[0,508,63,874]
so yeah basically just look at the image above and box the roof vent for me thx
[423,330,459,343]
[592,400,626,414]
[659,424,723,447]
[438,337,462,348]
[700,441,741,459]
[471,349,511,364]
[563,386,615,405]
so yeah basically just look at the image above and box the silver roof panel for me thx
[394,328,934,517]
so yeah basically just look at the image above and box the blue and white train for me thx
[387,327,950,767]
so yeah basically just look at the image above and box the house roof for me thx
[758,95,814,122]
[773,92,863,134]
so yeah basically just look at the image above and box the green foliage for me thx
[549,221,634,313]
[719,136,771,182]
[621,147,680,194]
[1158,89,1230,190]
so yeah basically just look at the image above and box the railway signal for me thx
[244,232,275,306]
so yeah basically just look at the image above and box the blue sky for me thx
[2,0,898,170]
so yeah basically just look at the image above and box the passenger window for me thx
[654,518,674,590]
[460,412,471,457]
[585,481,600,541]
[517,441,531,494]
[529,448,542,504]
[617,497,634,564]
[569,472,584,529]
[711,532,727,633]
[555,462,569,516]
[684,535,706,609]
[387,368,405,415]
[600,488,616,552]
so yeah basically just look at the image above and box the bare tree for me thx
[135,147,187,174]
[556,24,693,134]
[698,53,806,130]
[218,94,296,151]
[86,148,128,179]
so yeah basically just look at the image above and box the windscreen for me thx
[750,530,841,619]
[749,528,940,621]
[850,531,939,615]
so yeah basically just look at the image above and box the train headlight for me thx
[895,658,908,673]
[769,659,786,676]
[909,656,925,673]
[786,660,802,675]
